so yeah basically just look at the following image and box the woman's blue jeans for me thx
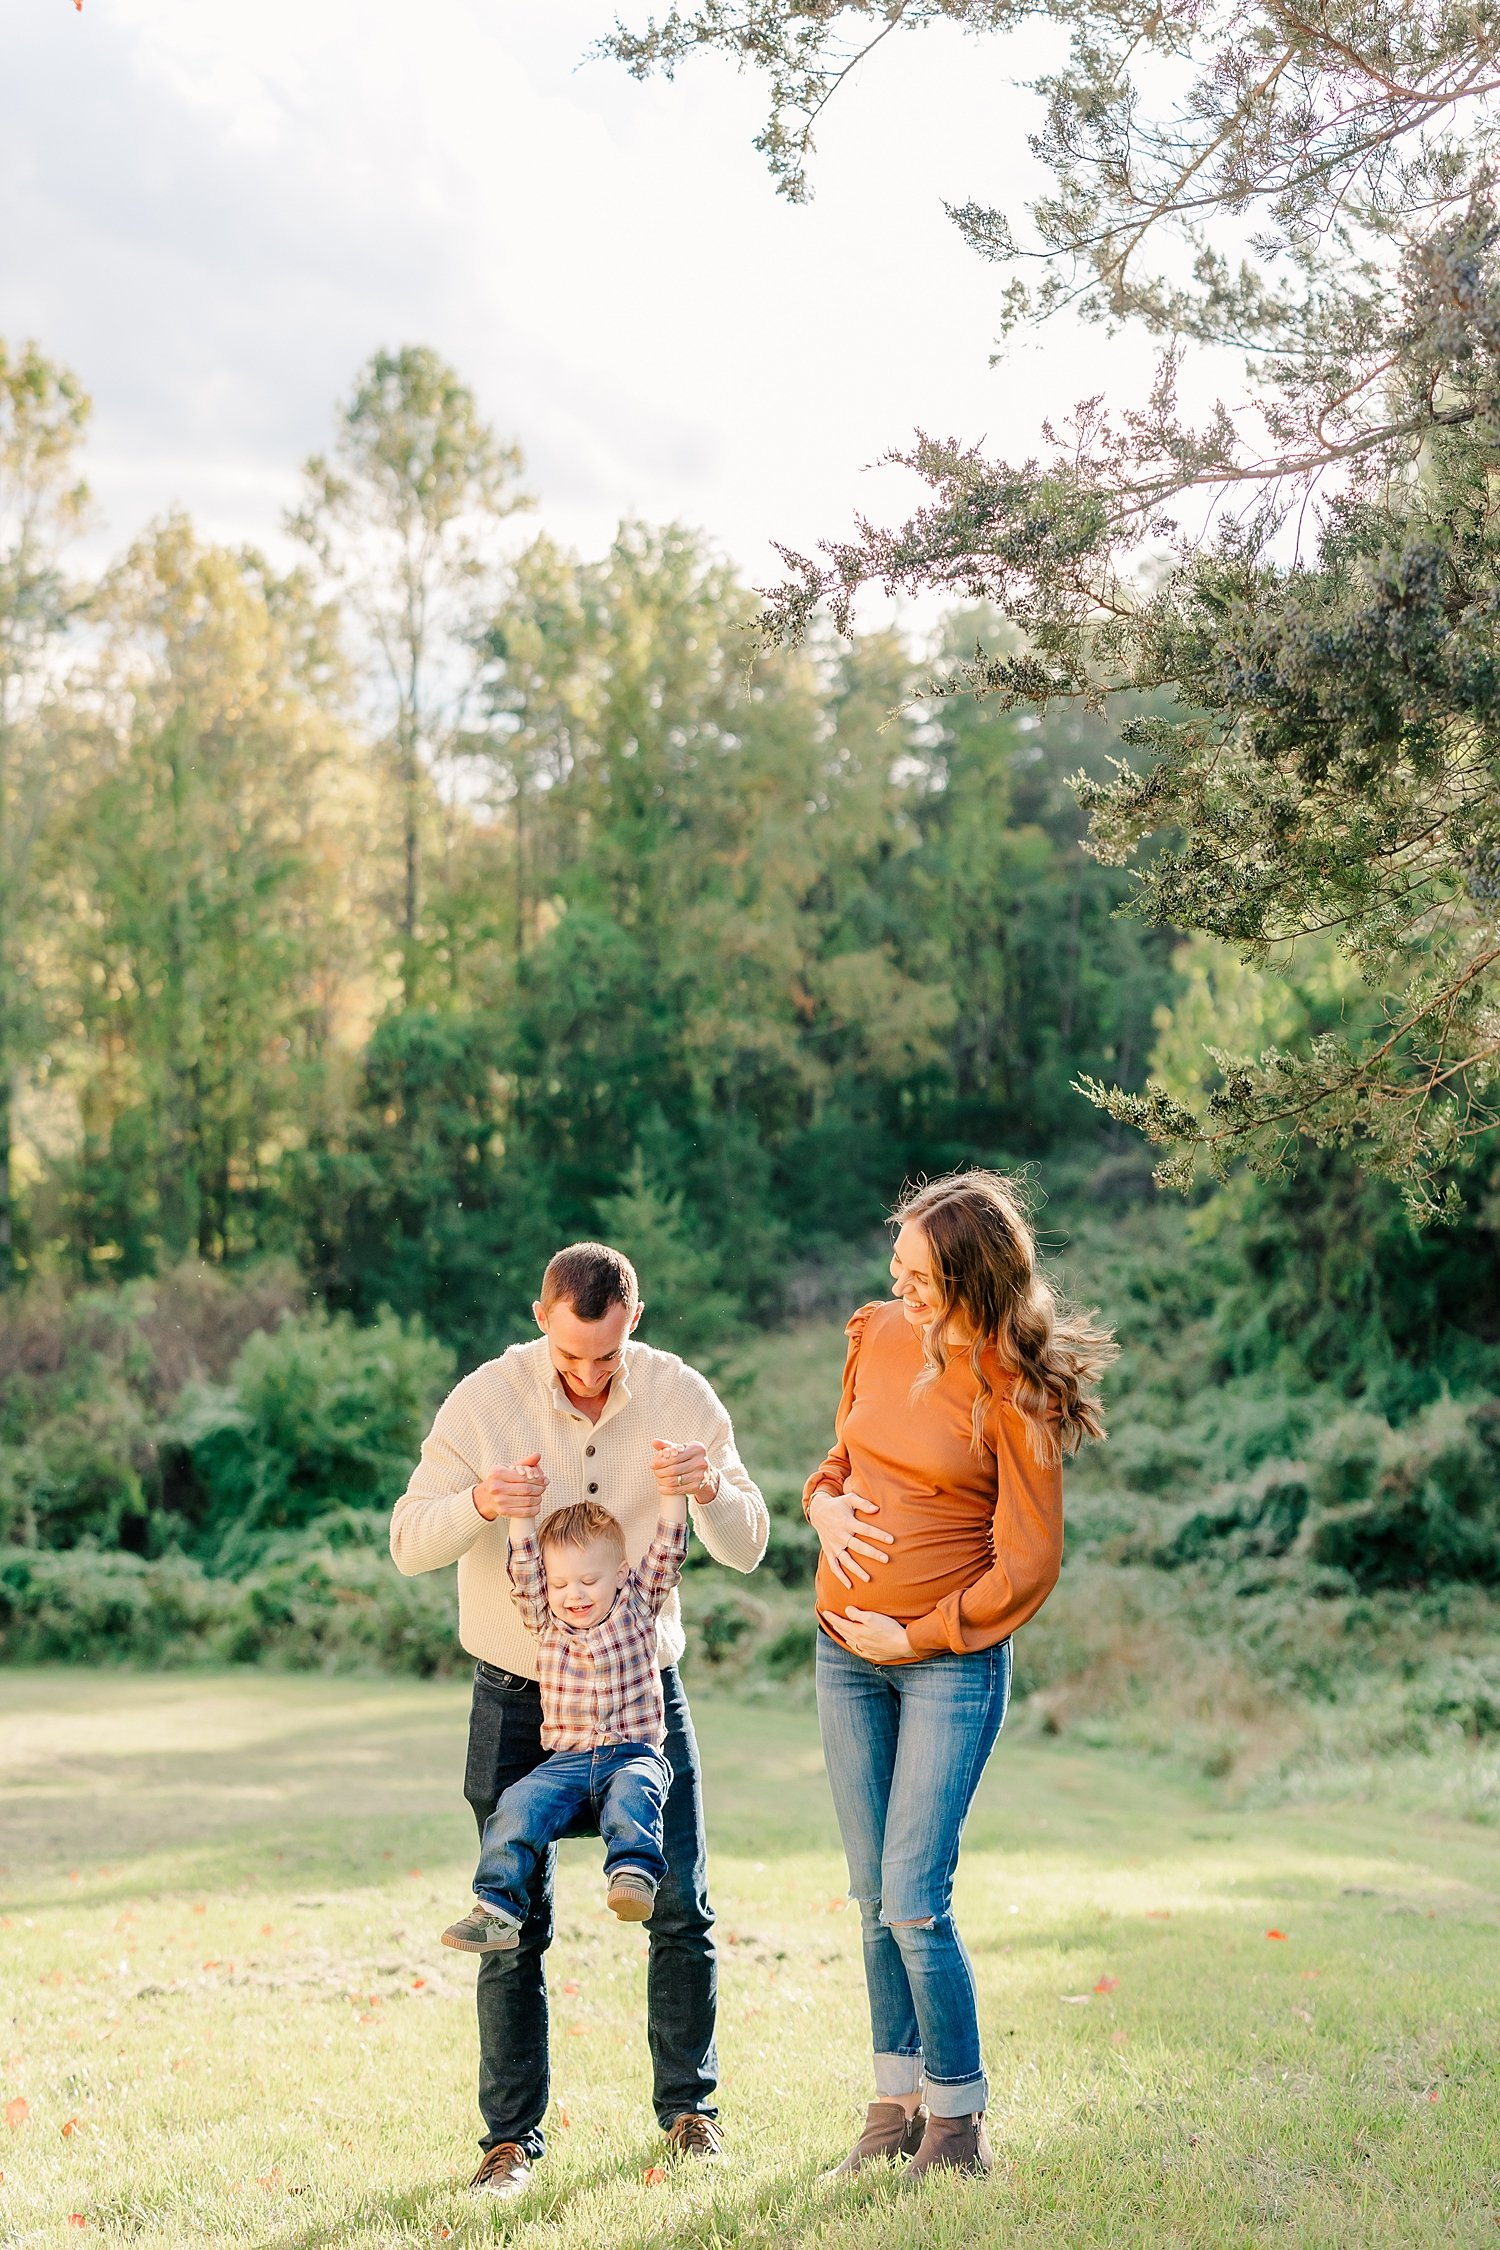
[816,1627,1011,2117]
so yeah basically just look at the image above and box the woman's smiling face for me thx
[890,1219,942,1328]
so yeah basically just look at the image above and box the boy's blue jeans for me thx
[473,1738,673,1926]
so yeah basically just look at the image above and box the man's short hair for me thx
[540,1241,638,1322]
[539,1500,627,1560]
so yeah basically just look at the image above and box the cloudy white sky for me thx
[5,0,1200,591]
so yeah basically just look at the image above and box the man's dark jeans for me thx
[463,1660,717,2156]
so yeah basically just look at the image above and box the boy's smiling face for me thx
[543,1533,629,1629]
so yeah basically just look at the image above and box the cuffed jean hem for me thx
[924,2072,988,2118]
[872,2050,924,2099]
[473,1897,525,1926]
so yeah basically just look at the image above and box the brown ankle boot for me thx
[906,2110,992,2181]
[823,2100,928,2179]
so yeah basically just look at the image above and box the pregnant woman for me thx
[806,1168,1116,2182]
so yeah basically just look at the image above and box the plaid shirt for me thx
[507,1519,689,1751]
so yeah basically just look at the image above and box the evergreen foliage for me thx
[607,2,1500,1206]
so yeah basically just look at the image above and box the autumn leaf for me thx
[410,1977,426,1991]
[1265,1929,1289,1941]
[561,1980,581,1996]
[61,2116,80,2138]
[68,2217,86,2231]
[4,2098,28,2129]
[1093,1975,1119,1994]
[435,2228,454,2241]
[644,2165,667,2185]
[558,2109,572,2129]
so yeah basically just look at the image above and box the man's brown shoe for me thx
[468,2141,533,2199]
[905,2111,992,2181]
[664,2113,723,2161]
[823,2101,928,2180]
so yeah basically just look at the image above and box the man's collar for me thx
[539,1341,636,1425]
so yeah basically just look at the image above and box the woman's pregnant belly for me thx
[815,1509,995,1631]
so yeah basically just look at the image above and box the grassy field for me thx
[1,1671,1497,2247]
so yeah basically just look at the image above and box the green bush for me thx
[0,1548,229,1664]
[170,1307,453,1571]
[0,1522,462,1675]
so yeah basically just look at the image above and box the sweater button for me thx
[587,1482,598,1494]
[585,1444,595,1457]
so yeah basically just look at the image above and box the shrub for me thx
[170,1307,453,1571]
[0,1548,228,1664]
[0,1524,463,1675]
[762,1619,816,1676]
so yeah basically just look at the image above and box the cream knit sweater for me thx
[389,1336,768,1675]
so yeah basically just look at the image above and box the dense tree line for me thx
[612,1,1500,1211]
[0,339,1174,1353]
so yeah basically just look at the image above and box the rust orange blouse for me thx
[803,1299,1064,1659]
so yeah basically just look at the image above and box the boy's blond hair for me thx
[539,1500,626,1560]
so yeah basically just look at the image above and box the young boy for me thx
[441,1489,689,1953]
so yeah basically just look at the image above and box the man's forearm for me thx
[389,1483,488,1575]
[690,1452,769,1573]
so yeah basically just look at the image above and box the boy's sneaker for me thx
[606,1870,657,1921]
[442,1903,521,1953]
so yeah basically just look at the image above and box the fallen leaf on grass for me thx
[1428,2090,1440,2103]
[1093,1975,1119,1994]
[558,2109,571,2129]
[1146,1909,1171,1920]
[257,2168,282,2191]
[644,2165,667,2186]
[4,2098,28,2129]
[191,1903,205,1916]
[1265,1929,1289,1941]
[357,2013,378,2026]
[68,2215,86,2230]
[61,2116,80,2137]
[435,2229,454,2242]
[566,2023,586,2037]
[562,1980,581,1996]
[410,1977,426,1990]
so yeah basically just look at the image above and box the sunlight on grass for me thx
[1,1671,1496,2247]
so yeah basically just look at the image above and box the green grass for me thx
[2,1672,1497,2246]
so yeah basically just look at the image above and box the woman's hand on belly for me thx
[818,1606,914,1664]
[808,1484,894,1590]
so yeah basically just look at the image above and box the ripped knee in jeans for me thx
[852,1890,942,1934]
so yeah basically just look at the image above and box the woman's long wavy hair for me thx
[894,1170,1118,1464]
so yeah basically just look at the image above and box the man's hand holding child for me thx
[472,1455,548,1522]
[651,1438,716,1522]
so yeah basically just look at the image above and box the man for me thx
[390,1241,768,2199]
